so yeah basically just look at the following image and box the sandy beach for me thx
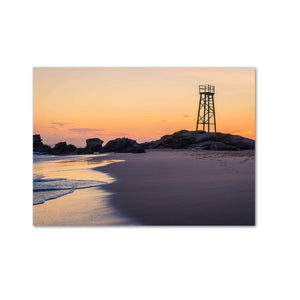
[97,149,255,225]
[33,186,135,226]
[33,154,136,226]
[33,149,254,226]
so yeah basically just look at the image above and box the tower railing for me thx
[199,84,215,94]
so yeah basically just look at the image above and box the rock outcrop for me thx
[141,130,254,151]
[52,142,77,155]
[76,147,88,155]
[102,138,145,153]
[33,134,52,153]
[33,130,254,156]
[33,134,42,148]
[85,138,104,154]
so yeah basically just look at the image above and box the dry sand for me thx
[97,149,255,225]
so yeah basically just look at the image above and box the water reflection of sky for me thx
[33,154,135,225]
[33,154,124,183]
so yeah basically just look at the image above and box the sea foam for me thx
[33,177,107,205]
[33,154,114,205]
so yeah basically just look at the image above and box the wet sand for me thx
[33,187,135,226]
[97,150,255,225]
[33,154,137,226]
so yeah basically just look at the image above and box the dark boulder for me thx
[52,142,67,155]
[33,134,52,153]
[103,138,145,153]
[33,134,43,148]
[77,147,89,155]
[131,144,146,153]
[141,139,162,149]
[52,142,77,155]
[144,130,255,151]
[192,140,239,151]
[204,133,255,150]
[160,130,205,149]
[85,138,104,154]
[66,144,77,154]
[39,144,52,153]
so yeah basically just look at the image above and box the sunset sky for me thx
[33,67,255,147]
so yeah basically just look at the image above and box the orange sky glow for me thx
[33,67,255,147]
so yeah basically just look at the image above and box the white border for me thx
[1,1,300,299]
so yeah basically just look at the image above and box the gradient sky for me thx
[33,67,255,147]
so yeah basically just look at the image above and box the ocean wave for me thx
[33,189,75,205]
[33,152,54,157]
[33,177,107,205]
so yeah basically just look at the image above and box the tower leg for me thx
[196,95,202,132]
[207,94,210,133]
[203,96,206,131]
[212,95,216,132]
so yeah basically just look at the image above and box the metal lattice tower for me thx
[196,84,216,132]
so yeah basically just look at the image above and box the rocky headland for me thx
[33,130,255,155]
[141,130,255,151]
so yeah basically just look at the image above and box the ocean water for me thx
[33,154,121,205]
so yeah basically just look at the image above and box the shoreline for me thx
[33,186,136,226]
[97,149,255,226]
[33,154,137,225]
